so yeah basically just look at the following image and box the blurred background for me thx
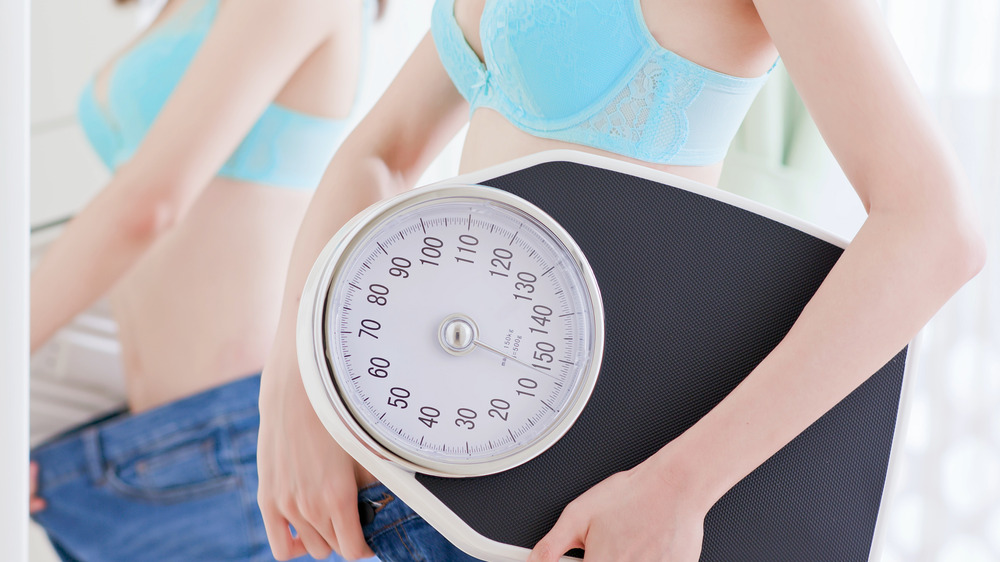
[27,0,998,560]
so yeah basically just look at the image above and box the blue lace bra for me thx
[78,0,356,190]
[431,0,776,166]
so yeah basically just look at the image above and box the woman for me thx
[29,0,382,560]
[257,0,986,561]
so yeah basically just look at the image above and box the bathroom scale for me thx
[297,150,913,561]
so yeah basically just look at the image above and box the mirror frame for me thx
[0,0,30,558]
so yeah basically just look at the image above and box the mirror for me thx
[28,1,453,560]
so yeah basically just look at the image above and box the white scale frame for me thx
[297,150,917,562]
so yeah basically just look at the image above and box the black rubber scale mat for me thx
[414,160,907,561]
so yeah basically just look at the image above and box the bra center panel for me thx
[484,0,650,123]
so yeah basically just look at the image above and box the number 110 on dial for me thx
[323,187,604,476]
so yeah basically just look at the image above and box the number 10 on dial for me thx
[301,184,604,477]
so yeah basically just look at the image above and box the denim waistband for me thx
[32,374,262,491]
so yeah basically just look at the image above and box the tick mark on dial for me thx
[468,213,472,230]
[542,266,554,276]
[508,428,516,442]
[377,242,388,255]
[541,400,555,412]
[509,231,519,246]
[349,282,361,291]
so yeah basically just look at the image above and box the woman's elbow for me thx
[116,185,186,242]
[875,175,987,287]
[919,200,988,288]
[950,216,987,283]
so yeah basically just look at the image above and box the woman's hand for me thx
[527,456,710,562]
[257,344,377,561]
[30,462,46,514]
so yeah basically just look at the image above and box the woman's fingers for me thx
[29,498,47,513]
[527,502,587,562]
[29,462,46,514]
[295,493,342,556]
[257,359,374,560]
[286,511,335,560]
[330,492,375,560]
[260,502,308,561]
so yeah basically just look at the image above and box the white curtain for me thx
[878,1,1000,560]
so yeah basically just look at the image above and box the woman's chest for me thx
[452,0,771,80]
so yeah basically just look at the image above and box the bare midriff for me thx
[113,179,311,412]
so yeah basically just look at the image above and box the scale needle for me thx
[472,339,561,380]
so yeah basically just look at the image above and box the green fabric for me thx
[718,62,831,217]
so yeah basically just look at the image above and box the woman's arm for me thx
[256,33,469,561]
[529,0,986,560]
[29,0,341,353]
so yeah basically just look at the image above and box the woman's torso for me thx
[93,0,366,411]
[450,0,778,179]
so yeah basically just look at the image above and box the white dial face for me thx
[323,190,601,474]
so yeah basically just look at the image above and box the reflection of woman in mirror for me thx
[257,0,986,561]
[28,0,382,560]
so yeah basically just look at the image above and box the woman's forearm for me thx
[268,145,407,363]
[652,206,985,507]
[29,178,166,353]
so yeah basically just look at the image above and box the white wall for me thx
[30,0,137,227]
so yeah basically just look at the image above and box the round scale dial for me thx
[315,186,603,476]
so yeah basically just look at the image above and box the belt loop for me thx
[82,427,106,485]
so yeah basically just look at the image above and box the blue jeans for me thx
[31,374,478,562]
[359,482,482,562]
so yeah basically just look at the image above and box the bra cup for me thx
[433,0,774,165]
[485,0,646,123]
[110,0,217,157]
